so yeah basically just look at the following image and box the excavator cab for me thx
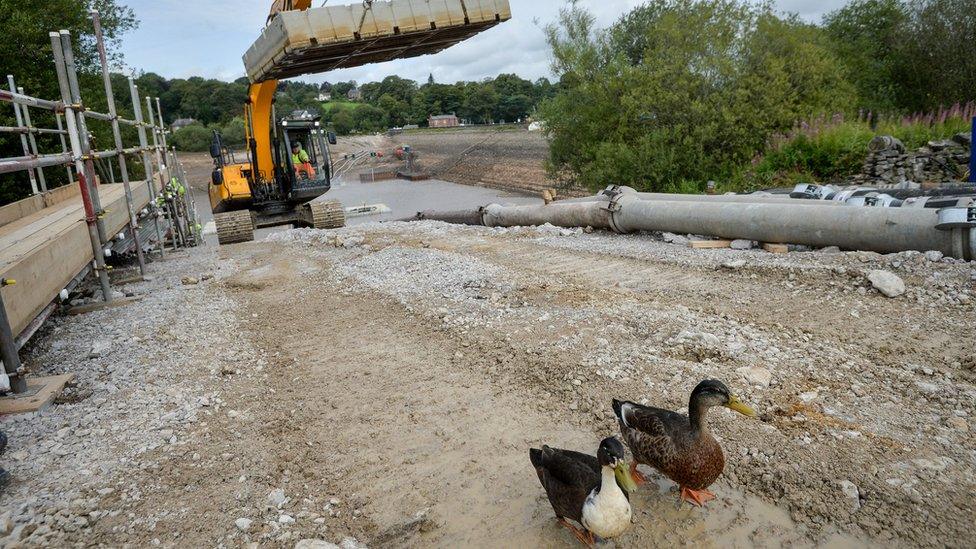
[278,112,337,201]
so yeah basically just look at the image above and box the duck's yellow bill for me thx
[614,462,640,493]
[727,396,757,417]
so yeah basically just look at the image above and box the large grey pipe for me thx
[610,194,964,256]
[396,209,485,225]
[558,186,844,206]
[478,193,974,259]
[482,198,614,229]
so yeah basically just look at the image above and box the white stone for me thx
[736,366,772,387]
[279,514,295,524]
[730,239,754,250]
[89,340,112,358]
[662,232,690,246]
[866,270,905,298]
[339,538,367,549]
[799,391,818,403]
[268,489,287,508]
[235,518,253,531]
[924,250,943,262]
[838,480,860,511]
[295,541,339,549]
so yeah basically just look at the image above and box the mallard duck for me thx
[612,379,756,507]
[529,437,638,546]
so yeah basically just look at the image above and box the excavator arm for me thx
[246,0,315,182]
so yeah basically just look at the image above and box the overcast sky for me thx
[120,0,849,85]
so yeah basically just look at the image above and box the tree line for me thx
[165,73,559,151]
[541,0,976,193]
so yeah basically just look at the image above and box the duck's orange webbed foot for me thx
[680,486,716,507]
[629,461,647,486]
[558,518,595,547]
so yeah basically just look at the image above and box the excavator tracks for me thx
[303,200,346,229]
[214,210,255,245]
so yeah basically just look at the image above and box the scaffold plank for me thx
[0,182,155,336]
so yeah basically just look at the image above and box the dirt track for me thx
[3,218,975,547]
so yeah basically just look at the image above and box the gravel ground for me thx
[0,218,973,547]
[270,220,976,546]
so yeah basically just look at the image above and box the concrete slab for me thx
[244,0,512,81]
[0,374,74,415]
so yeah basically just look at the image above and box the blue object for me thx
[971,117,976,183]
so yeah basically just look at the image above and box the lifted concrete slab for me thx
[244,0,512,82]
[0,374,74,415]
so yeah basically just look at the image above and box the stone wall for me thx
[854,133,971,188]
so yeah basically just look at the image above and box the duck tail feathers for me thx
[612,398,625,419]
[529,447,544,468]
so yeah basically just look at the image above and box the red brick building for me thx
[428,114,459,128]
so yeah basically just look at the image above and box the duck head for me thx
[689,379,756,429]
[597,437,639,493]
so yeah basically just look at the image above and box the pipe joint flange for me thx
[935,206,976,231]
[605,191,638,234]
[790,183,832,200]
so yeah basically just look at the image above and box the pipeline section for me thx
[404,186,976,261]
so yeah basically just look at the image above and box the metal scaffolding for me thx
[0,12,200,394]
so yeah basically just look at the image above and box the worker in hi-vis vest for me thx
[291,141,315,179]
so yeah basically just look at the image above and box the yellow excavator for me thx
[209,0,345,245]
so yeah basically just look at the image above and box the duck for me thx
[612,379,756,507]
[529,437,638,546]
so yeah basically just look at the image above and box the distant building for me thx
[428,114,459,128]
[346,87,362,101]
[318,92,332,101]
[171,118,197,132]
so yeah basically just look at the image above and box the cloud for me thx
[119,0,849,84]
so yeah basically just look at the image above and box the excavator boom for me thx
[246,0,313,182]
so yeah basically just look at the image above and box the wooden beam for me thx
[689,239,733,249]
[0,374,74,415]
[762,243,789,254]
[67,295,143,315]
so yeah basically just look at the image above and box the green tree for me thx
[221,117,247,146]
[894,0,976,110]
[377,93,410,127]
[463,85,499,124]
[823,0,907,113]
[353,104,389,132]
[540,0,855,192]
[330,105,356,135]
[0,0,137,203]
[171,124,212,152]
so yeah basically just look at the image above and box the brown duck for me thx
[612,379,756,507]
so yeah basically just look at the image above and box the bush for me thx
[220,117,246,146]
[171,124,213,152]
[540,1,855,193]
[743,107,974,188]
